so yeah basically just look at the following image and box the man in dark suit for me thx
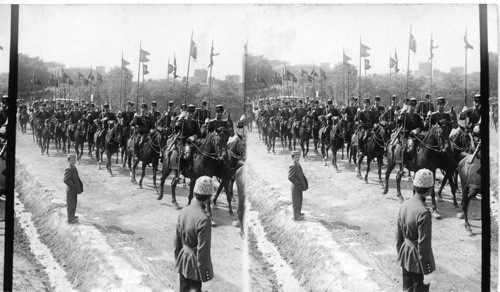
[396,168,436,292]
[288,150,308,221]
[174,176,214,292]
[63,153,83,224]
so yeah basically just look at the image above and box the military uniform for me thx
[288,151,308,220]
[193,107,210,126]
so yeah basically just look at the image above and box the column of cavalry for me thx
[252,93,482,236]
[20,99,246,223]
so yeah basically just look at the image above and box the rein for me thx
[412,131,442,152]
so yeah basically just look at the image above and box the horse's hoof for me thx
[431,211,441,219]
[466,229,473,236]
[211,219,217,227]
[229,211,235,217]
[157,195,163,200]
[173,202,181,210]
[379,183,385,189]
[232,220,241,227]
[212,204,219,210]
[438,197,444,202]
[457,212,465,219]
[365,180,369,184]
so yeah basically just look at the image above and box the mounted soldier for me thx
[174,104,201,162]
[207,105,231,134]
[130,103,155,158]
[429,97,454,127]
[416,93,435,121]
[459,93,481,150]
[95,103,118,142]
[397,97,425,152]
[343,96,358,123]
[193,100,210,129]
[291,99,307,129]
[0,95,9,129]
[371,96,385,119]
[327,100,341,118]
[66,102,83,138]
[149,101,162,125]
[355,97,379,155]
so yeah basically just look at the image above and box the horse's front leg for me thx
[131,157,140,184]
[138,160,147,188]
[213,183,223,209]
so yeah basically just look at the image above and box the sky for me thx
[0,4,498,80]
[246,4,498,75]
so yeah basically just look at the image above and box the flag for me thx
[78,71,84,80]
[83,78,89,86]
[395,50,400,73]
[88,71,94,81]
[301,67,307,77]
[168,63,174,74]
[97,72,104,82]
[390,57,397,68]
[320,68,327,80]
[207,42,219,68]
[364,59,371,70]
[142,64,149,75]
[140,48,150,62]
[343,53,352,64]
[291,74,297,83]
[410,34,417,53]
[285,69,292,77]
[307,75,313,82]
[173,55,178,79]
[360,43,370,57]
[190,40,197,61]
[63,72,69,83]
[311,68,318,77]
[68,77,74,86]
[34,77,42,86]
[464,34,473,50]
[48,74,58,87]
[122,58,130,69]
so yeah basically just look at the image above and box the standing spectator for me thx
[174,176,214,292]
[288,150,308,221]
[63,153,83,224]
[396,168,435,292]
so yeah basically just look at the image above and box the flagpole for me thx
[96,67,100,106]
[120,50,123,109]
[406,25,411,99]
[342,47,345,104]
[347,68,350,101]
[465,26,468,107]
[395,48,398,104]
[167,57,170,103]
[136,42,141,112]
[31,69,34,103]
[142,65,145,104]
[359,37,362,107]
[77,70,81,100]
[185,30,193,106]
[429,34,433,95]
[208,39,214,106]
[364,57,367,97]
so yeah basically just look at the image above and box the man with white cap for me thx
[174,176,214,292]
[288,150,308,221]
[396,168,436,292]
[63,153,83,224]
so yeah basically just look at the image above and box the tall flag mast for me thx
[207,37,219,109]
[464,26,474,106]
[137,42,150,110]
[406,25,417,99]
[360,39,370,106]
[428,33,438,95]
[185,30,197,107]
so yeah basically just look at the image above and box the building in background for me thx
[189,69,208,84]
[450,66,464,75]
[225,75,240,83]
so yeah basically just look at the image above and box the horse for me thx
[383,120,453,214]
[29,114,38,142]
[131,128,166,189]
[73,119,87,161]
[54,120,67,153]
[40,119,55,155]
[234,165,245,236]
[266,116,280,154]
[322,118,345,171]
[344,119,357,162]
[213,133,245,213]
[19,111,29,133]
[299,115,313,160]
[456,144,481,236]
[100,122,123,176]
[119,125,132,168]
[86,121,98,158]
[312,118,321,153]
[280,119,293,150]
[158,128,230,213]
[356,124,390,186]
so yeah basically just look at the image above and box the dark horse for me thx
[344,119,357,162]
[383,120,453,214]
[95,122,123,176]
[312,118,321,153]
[73,119,87,161]
[131,128,166,190]
[158,128,230,213]
[40,118,55,155]
[19,111,29,133]
[280,118,293,150]
[321,118,345,171]
[86,121,98,158]
[266,116,280,154]
[299,115,313,160]
[456,144,481,236]
[356,124,391,186]
[213,134,245,214]
[54,120,67,153]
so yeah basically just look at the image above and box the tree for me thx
[490,52,498,96]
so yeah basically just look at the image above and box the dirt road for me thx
[14,129,275,291]
[245,124,498,291]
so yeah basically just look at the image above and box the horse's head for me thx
[215,127,230,149]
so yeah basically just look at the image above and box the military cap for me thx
[141,103,148,109]
[374,96,381,101]
[215,105,224,112]
[74,102,79,107]
[404,97,410,102]
[168,101,174,106]
[152,101,157,106]
[67,153,76,159]
[291,150,300,157]
[181,104,186,109]
[424,93,431,99]
[414,168,434,188]
[194,176,214,195]
[1,95,7,102]
[265,101,270,105]
[59,103,65,108]
[126,101,132,105]
[364,97,371,104]
[474,94,481,102]
[187,104,196,113]
[90,103,95,107]
[284,101,289,105]
[201,100,207,106]
[130,102,135,107]
[409,98,418,105]
[315,100,319,104]
[103,103,110,109]
[391,95,397,100]
[437,97,445,104]
[298,100,303,104]
[351,96,358,101]
[40,102,46,107]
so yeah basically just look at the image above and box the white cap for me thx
[194,176,214,195]
[239,115,246,121]
[413,169,434,188]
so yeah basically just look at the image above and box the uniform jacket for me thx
[207,118,229,134]
[430,111,452,126]
[416,101,435,118]
[459,107,481,130]
[288,161,308,192]
[193,108,210,124]
[396,195,435,275]
[63,165,83,195]
[398,112,424,138]
[174,201,214,282]
[356,110,378,129]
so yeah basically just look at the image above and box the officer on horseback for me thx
[371,96,385,119]
[416,93,435,121]
[327,100,341,118]
[174,104,201,162]
[381,95,399,125]
[158,100,178,131]
[66,102,83,137]
[0,95,8,128]
[355,97,379,154]
[291,99,307,129]
[207,105,231,134]
[343,96,358,122]
[149,101,162,124]
[130,103,155,158]
[193,100,210,128]
[459,93,481,150]
[397,97,425,152]
[429,97,454,127]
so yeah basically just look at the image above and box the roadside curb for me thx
[245,160,383,292]
[15,158,154,292]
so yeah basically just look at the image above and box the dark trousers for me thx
[179,273,202,292]
[66,192,77,221]
[402,267,430,292]
[291,187,303,219]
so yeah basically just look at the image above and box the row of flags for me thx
[39,69,104,88]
